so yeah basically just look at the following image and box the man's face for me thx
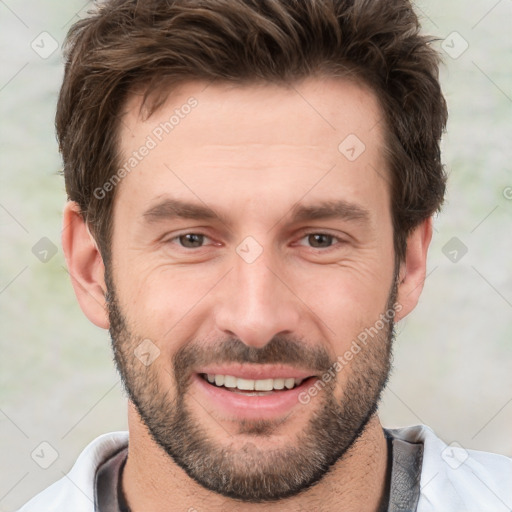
[107,77,398,501]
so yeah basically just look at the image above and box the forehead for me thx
[115,77,389,222]
[121,76,385,148]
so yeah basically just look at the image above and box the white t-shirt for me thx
[17,424,512,511]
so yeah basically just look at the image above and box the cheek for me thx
[290,256,393,337]
[113,260,222,340]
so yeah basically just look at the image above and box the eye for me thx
[306,233,334,248]
[296,232,345,252]
[174,233,210,248]
[299,233,338,249]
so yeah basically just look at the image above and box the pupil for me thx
[180,234,204,248]
[308,234,332,248]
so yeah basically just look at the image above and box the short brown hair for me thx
[56,0,448,266]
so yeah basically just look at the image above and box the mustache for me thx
[172,335,335,376]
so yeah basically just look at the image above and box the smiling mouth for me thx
[198,373,315,395]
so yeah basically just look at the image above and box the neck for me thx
[122,403,389,512]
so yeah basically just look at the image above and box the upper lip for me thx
[196,364,318,381]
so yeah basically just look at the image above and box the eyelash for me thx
[168,233,216,249]
[166,231,345,251]
[296,232,345,250]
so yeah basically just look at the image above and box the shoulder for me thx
[387,424,512,512]
[16,431,129,512]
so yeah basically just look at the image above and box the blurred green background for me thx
[1,0,511,510]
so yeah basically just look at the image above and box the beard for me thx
[106,267,398,503]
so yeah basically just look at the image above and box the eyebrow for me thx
[142,198,225,224]
[288,200,371,224]
[141,197,370,227]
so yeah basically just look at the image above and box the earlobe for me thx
[61,201,110,329]
[394,217,433,322]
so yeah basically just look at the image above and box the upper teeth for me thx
[205,374,304,391]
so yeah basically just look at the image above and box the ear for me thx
[61,201,109,329]
[394,217,433,322]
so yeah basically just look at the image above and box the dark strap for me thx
[94,446,130,512]
[384,428,424,512]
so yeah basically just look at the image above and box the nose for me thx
[213,250,301,348]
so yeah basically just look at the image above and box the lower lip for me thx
[192,373,318,420]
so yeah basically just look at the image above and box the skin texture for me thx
[62,77,432,511]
